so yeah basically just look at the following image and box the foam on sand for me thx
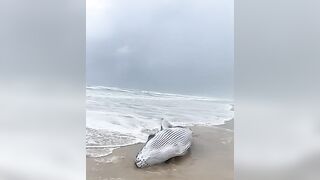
[86,86,234,157]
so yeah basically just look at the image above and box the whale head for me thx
[135,150,149,168]
[135,135,165,168]
[135,147,162,168]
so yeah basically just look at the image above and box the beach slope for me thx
[87,121,233,180]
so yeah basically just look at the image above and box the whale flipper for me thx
[147,134,155,141]
[161,119,173,130]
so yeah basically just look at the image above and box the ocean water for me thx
[86,86,234,157]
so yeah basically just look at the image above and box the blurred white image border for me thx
[0,0,85,180]
[235,0,320,179]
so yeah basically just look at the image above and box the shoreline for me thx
[87,120,233,180]
[86,118,234,158]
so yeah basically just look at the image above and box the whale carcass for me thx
[135,120,192,168]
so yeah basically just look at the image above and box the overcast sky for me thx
[86,0,233,98]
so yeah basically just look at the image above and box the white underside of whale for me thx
[135,122,192,168]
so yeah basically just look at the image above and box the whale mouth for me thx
[135,158,148,168]
[135,160,143,168]
[135,160,140,167]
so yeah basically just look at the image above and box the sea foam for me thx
[86,86,234,157]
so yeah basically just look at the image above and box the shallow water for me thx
[86,86,234,157]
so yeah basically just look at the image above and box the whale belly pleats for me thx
[147,128,192,156]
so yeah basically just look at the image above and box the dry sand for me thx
[87,120,233,180]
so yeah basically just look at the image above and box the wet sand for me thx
[87,120,233,180]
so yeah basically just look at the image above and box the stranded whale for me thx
[135,120,192,168]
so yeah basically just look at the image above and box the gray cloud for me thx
[87,0,233,98]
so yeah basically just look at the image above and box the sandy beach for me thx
[87,120,233,180]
